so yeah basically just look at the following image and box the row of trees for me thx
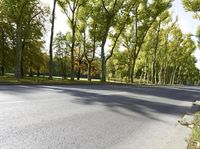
[0,0,200,85]
[51,0,169,82]
[49,0,200,84]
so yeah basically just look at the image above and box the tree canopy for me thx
[0,0,199,85]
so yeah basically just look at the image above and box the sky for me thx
[42,0,200,69]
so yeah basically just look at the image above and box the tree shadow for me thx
[78,85,200,102]
[39,85,196,121]
[0,85,198,121]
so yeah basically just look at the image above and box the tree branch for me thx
[101,0,109,14]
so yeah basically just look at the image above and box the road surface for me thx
[0,85,200,149]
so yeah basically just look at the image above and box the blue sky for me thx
[44,0,200,69]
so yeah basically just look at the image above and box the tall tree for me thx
[1,0,49,79]
[97,0,134,82]
[54,32,68,79]
[49,0,57,79]
[58,0,87,81]
[121,0,172,83]
[77,0,100,81]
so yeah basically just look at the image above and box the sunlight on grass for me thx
[0,74,102,85]
[188,112,200,149]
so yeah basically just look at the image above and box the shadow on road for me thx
[0,85,199,121]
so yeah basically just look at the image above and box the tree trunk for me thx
[21,57,24,77]
[131,7,138,84]
[85,29,96,82]
[172,66,177,85]
[88,62,92,82]
[158,66,163,84]
[147,66,150,84]
[77,60,81,80]
[37,67,40,77]
[163,65,167,84]
[1,31,5,76]
[143,59,148,84]
[70,27,75,81]
[15,21,23,79]
[29,68,33,77]
[29,61,33,77]
[101,41,106,82]
[130,58,136,83]
[128,64,131,83]
[152,21,161,84]
[170,66,177,85]
[152,60,155,84]
[155,66,159,84]
[49,0,56,80]
[21,40,26,78]
[1,66,4,76]
[101,58,106,82]
[177,66,182,84]
[128,55,132,83]
[63,56,67,79]
[154,63,157,84]
[139,69,144,84]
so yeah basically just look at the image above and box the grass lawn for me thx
[188,111,200,149]
[0,74,102,85]
[0,74,143,85]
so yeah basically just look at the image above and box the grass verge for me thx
[0,75,103,85]
[188,111,200,149]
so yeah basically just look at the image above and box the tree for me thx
[58,0,88,81]
[54,32,68,79]
[151,11,170,84]
[95,0,134,82]
[1,0,49,79]
[0,11,7,76]
[24,41,46,77]
[49,0,57,79]
[75,0,100,81]
[121,0,173,83]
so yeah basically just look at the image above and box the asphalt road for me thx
[0,85,200,149]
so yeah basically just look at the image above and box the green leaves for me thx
[197,26,200,48]
[182,0,200,12]
[0,0,50,77]
[182,0,200,19]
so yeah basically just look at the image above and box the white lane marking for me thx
[0,101,25,104]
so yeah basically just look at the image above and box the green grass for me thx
[0,74,102,85]
[188,111,200,149]
[0,74,149,85]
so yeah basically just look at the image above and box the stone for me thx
[193,101,200,106]
[178,114,194,127]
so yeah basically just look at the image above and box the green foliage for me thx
[188,111,200,149]
[0,0,199,84]
[0,0,50,77]
[197,26,200,48]
[182,0,200,19]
